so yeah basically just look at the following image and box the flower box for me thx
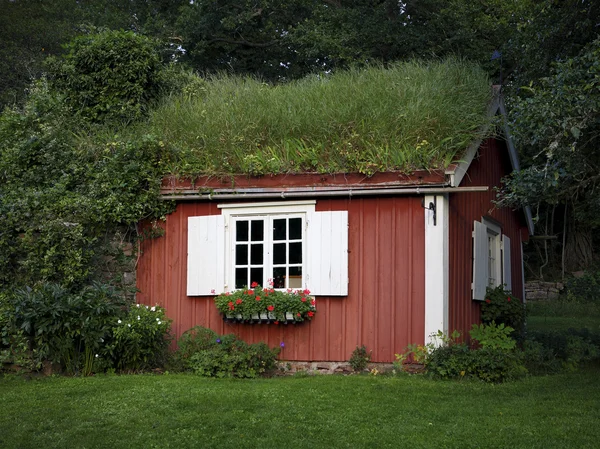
[215,283,316,324]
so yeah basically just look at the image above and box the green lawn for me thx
[1,370,599,449]
[526,300,600,332]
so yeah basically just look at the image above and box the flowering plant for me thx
[214,281,316,323]
[481,286,525,333]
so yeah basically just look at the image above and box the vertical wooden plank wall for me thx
[448,138,527,335]
[137,196,425,363]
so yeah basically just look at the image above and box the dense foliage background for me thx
[1,0,599,283]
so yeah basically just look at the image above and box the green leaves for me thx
[46,30,165,125]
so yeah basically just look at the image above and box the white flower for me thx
[156,317,160,321]
[157,320,162,325]
[137,316,141,320]
[95,354,99,358]
[128,324,131,327]
[150,306,156,312]
[136,304,140,308]
[145,305,149,309]
[117,319,122,324]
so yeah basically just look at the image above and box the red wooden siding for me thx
[448,138,527,336]
[137,197,425,363]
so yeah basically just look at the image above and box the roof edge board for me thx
[445,92,501,187]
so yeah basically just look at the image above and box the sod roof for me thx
[152,59,495,177]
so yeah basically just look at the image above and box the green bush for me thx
[422,327,526,383]
[565,271,600,303]
[46,29,165,124]
[349,345,371,372]
[425,342,472,379]
[102,304,172,372]
[521,340,562,375]
[174,326,279,378]
[526,329,600,371]
[469,322,516,350]
[481,286,526,335]
[1,282,125,375]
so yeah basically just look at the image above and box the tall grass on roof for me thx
[152,59,494,176]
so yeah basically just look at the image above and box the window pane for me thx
[289,266,302,288]
[289,218,302,240]
[273,267,286,288]
[273,218,286,241]
[273,243,286,265]
[250,268,263,287]
[235,244,248,265]
[289,242,302,264]
[236,220,248,242]
[250,244,263,265]
[251,220,264,241]
[235,268,247,289]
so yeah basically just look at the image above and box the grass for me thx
[150,59,493,176]
[526,300,600,332]
[1,370,599,449]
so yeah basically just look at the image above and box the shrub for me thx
[174,326,279,378]
[481,286,525,334]
[425,343,472,379]
[214,283,316,323]
[1,282,125,375]
[525,328,600,372]
[522,340,562,375]
[102,304,172,372]
[565,270,600,303]
[349,345,371,372]
[469,322,516,350]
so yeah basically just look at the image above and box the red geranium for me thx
[307,311,314,317]
[235,299,242,305]
[251,281,258,288]
[255,296,261,301]
[267,305,274,311]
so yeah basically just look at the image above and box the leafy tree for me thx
[0,31,173,289]
[500,38,600,272]
[45,29,167,124]
[0,0,185,108]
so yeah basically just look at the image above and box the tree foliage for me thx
[0,31,172,290]
[45,30,166,124]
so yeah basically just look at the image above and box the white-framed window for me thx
[472,218,512,300]
[187,201,348,296]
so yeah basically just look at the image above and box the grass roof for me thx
[152,59,494,176]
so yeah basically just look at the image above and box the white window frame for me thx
[188,201,348,296]
[219,201,316,291]
[472,218,512,300]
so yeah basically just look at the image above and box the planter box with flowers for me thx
[214,282,316,324]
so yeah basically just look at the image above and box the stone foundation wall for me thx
[277,361,395,375]
[525,281,564,301]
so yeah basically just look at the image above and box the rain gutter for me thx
[160,185,488,201]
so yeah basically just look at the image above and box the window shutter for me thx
[502,234,512,292]
[306,211,348,296]
[187,215,225,295]
[472,220,488,300]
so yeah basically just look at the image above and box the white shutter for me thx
[502,234,512,292]
[472,220,488,300]
[306,211,349,296]
[187,215,225,295]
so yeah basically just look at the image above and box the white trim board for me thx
[424,194,449,345]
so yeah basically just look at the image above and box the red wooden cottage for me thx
[136,74,533,364]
